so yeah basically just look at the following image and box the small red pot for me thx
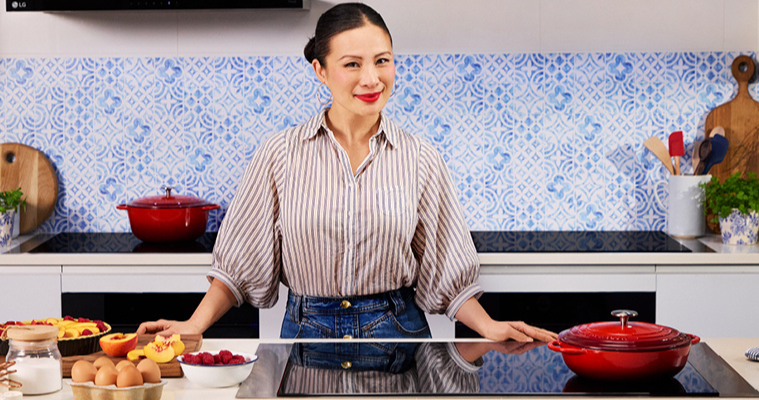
[547,310,700,381]
[117,187,220,242]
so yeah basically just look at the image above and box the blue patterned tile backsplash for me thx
[1,52,757,233]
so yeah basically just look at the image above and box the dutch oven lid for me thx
[559,310,692,352]
[125,186,214,209]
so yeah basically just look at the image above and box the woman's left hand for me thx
[454,297,558,342]
[483,320,558,342]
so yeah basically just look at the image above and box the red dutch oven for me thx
[117,187,220,242]
[547,310,700,381]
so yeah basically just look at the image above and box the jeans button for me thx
[343,334,353,339]
[340,300,351,309]
[341,361,352,369]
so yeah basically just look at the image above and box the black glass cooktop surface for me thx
[22,231,690,254]
[239,341,758,398]
[471,231,691,252]
[24,232,217,253]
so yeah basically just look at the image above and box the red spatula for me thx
[668,131,684,175]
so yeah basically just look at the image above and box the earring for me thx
[390,81,399,98]
[317,82,332,106]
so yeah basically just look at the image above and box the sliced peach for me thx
[126,349,145,361]
[65,328,81,338]
[74,323,98,334]
[57,329,65,339]
[155,333,185,355]
[143,342,175,364]
[99,333,138,357]
[57,320,75,328]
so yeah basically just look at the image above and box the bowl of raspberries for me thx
[177,350,258,387]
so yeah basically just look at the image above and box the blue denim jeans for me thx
[288,342,420,373]
[280,287,432,339]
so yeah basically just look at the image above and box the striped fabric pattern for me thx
[209,109,482,320]
[746,347,759,361]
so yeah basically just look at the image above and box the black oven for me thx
[29,233,259,338]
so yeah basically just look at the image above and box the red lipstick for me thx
[356,92,381,102]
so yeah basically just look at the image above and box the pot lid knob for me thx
[611,309,638,327]
[160,185,174,198]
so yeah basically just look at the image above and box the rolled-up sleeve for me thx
[208,132,286,309]
[413,143,483,320]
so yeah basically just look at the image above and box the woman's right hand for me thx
[136,279,237,337]
[136,319,202,336]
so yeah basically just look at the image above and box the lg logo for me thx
[11,1,28,8]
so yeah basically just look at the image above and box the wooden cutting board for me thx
[0,143,58,233]
[703,55,759,233]
[59,334,202,378]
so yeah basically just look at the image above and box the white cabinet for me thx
[656,266,759,337]
[61,266,211,293]
[0,266,62,321]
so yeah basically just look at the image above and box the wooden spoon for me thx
[709,126,725,137]
[644,136,675,175]
[692,140,703,175]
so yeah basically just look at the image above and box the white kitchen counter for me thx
[0,233,758,268]
[12,337,759,400]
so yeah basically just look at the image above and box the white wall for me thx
[0,0,756,58]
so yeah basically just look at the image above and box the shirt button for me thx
[340,300,351,309]
[341,361,352,369]
[343,334,353,339]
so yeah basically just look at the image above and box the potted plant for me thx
[0,188,26,249]
[700,172,759,245]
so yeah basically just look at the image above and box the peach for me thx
[143,342,175,364]
[155,334,185,355]
[99,333,138,357]
[65,328,80,338]
[126,349,145,361]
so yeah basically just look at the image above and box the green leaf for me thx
[702,172,759,219]
[0,187,26,214]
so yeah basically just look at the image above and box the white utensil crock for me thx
[655,175,711,239]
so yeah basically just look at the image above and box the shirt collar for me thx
[302,108,399,149]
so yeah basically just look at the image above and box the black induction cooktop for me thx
[21,231,690,254]
[471,231,691,252]
[24,232,217,253]
[238,341,757,398]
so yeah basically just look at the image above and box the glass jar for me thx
[5,325,62,395]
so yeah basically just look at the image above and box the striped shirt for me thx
[208,109,482,320]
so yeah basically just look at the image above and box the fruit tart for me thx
[1,317,111,356]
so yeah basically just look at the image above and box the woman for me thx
[138,3,556,342]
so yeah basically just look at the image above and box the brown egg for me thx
[115,359,135,371]
[136,358,161,383]
[93,356,115,370]
[116,365,144,388]
[71,360,97,383]
[94,365,118,386]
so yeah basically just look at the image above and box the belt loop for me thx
[389,288,406,315]
[288,291,302,323]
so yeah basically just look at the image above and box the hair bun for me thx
[303,36,316,63]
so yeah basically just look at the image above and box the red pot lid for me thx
[125,187,214,209]
[559,310,692,352]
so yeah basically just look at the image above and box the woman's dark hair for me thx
[304,3,392,66]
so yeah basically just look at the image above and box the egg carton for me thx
[69,380,166,400]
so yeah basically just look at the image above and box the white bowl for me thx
[177,351,258,388]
